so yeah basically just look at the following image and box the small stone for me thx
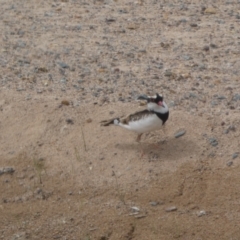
[232,153,238,159]
[60,78,67,84]
[175,130,186,138]
[58,62,69,68]
[210,43,218,48]
[190,23,198,27]
[209,138,218,147]
[131,206,140,212]
[139,102,146,106]
[150,201,159,206]
[61,100,70,106]
[166,206,177,212]
[66,119,74,125]
[37,67,48,73]
[227,161,233,167]
[0,167,15,176]
[224,129,229,134]
[217,95,226,100]
[106,18,116,22]
[182,55,192,61]
[127,23,139,30]
[164,69,172,77]
[197,210,206,217]
[211,101,218,106]
[203,45,209,51]
[232,94,240,101]
[228,125,236,132]
[86,118,92,123]
[204,8,217,14]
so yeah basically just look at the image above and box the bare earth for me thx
[1,0,240,239]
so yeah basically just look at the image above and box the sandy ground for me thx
[1,0,240,239]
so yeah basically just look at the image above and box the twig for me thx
[112,171,126,205]
[80,124,87,151]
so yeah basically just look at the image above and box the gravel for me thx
[175,130,186,138]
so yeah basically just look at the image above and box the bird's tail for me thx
[100,118,120,126]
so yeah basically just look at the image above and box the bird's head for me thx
[138,93,168,113]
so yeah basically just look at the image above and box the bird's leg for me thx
[136,133,143,142]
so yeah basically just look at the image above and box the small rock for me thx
[106,18,116,23]
[164,69,173,77]
[37,89,43,94]
[182,55,192,61]
[131,206,140,213]
[211,101,218,106]
[61,100,70,106]
[203,45,209,51]
[232,153,238,159]
[228,125,236,132]
[86,118,92,123]
[204,8,217,14]
[37,67,48,73]
[166,206,177,212]
[0,167,15,176]
[60,78,67,84]
[175,130,186,138]
[227,161,233,167]
[58,62,69,68]
[209,138,218,147]
[210,43,218,48]
[197,210,206,217]
[190,23,198,27]
[66,119,74,125]
[232,94,240,101]
[127,23,139,30]
[150,201,159,206]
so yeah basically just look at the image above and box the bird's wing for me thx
[100,115,124,126]
[120,109,152,125]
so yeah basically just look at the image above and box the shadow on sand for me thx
[115,136,200,161]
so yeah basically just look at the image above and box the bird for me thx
[101,93,169,142]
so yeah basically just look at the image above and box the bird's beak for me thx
[137,94,149,101]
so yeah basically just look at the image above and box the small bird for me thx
[101,93,169,142]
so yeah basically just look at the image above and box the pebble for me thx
[210,43,218,49]
[60,78,67,84]
[0,167,15,176]
[232,94,240,101]
[58,62,69,69]
[197,210,206,217]
[204,8,217,14]
[175,130,186,138]
[66,119,74,125]
[190,23,198,27]
[61,100,70,106]
[86,118,92,123]
[165,206,177,212]
[203,45,209,51]
[227,161,233,167]
[131,206,140,213]
[149,201,159,206]
[164,69,173,77]
[182,55,192,61]
[211,101,218,106]
[209,138,218,147]
[232,153,238,159]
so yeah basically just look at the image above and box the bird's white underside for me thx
[117,114,163,134]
